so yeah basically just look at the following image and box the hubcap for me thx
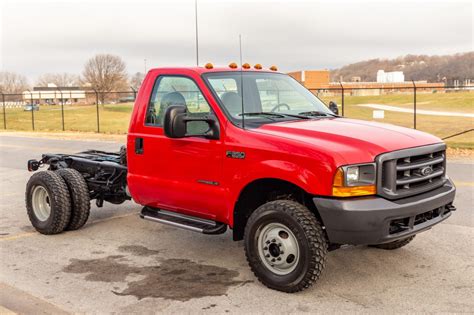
[257,223,299,275]
[32,186,51,221]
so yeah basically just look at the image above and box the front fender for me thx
[225,158,333,226]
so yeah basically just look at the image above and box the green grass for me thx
[318,91,473,149]
[2,91,473,149]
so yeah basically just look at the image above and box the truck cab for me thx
[25,64,456,293]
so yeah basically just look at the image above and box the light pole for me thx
[195,0,199,66]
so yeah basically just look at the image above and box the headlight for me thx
[332,163,376,197]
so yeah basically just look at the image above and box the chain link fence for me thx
[1,84,472,148]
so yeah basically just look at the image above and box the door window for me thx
[146,76,211,133]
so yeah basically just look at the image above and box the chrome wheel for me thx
[32,186,51,221]
[257,223,300,275]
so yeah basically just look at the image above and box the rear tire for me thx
[56,168,90,231]
[25,171,71,234]
[244,200,327,293]
[370,236,415,250]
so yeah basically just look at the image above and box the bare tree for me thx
[36,73,79,87]
[82,54,128,104]
[0,71,29,94]
[130,72,145,90]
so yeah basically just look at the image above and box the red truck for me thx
[26,64,456,292]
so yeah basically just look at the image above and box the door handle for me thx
[135,137,144,154]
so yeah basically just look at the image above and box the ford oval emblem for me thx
[420,166,433,176]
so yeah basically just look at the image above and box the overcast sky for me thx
[1,0,472,82]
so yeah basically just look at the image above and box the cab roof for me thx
[148,66,282,75]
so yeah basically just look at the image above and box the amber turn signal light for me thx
[332,167,376,197]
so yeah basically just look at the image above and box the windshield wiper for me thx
[298,111,336,117]
[239,112,286,118]
[240,112,310,120]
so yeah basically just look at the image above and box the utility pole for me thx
[195,0,199,66]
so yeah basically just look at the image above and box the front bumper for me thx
[314,178,456,245]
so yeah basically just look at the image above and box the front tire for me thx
[244,200,327,292]
[25,171,72,234]
[370,236,415,250]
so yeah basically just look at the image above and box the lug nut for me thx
[271,258,276,262]
[263,246,268,250]
[265,254,270,258]
[277,257,282,261]
[271,239,276,243]
[266,240,270,244]
[280,251,284,254]
[278,243,282,246]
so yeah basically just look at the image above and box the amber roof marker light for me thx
[229,62,238,69]
[270,65,278,71]
[242,63,251,69]
[204,63,213,69]
[254,64,263,70]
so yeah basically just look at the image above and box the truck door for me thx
[127,74,226,220]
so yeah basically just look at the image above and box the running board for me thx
[140,207,227,235]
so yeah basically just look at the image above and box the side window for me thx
[146,76,211,129]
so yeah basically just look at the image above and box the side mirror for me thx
[163,105,220,140]
[328,101,339,115]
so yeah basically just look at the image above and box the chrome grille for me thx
[377,143,447,199]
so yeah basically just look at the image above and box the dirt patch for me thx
[118,245,160,256]
[63,255,244,301]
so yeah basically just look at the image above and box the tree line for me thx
[0,54,144,95]
[330,52,473,84]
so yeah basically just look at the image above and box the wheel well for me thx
[232,178,322,241]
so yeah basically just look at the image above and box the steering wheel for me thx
[270,103,291,112]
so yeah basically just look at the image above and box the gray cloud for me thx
[1,0,472,82]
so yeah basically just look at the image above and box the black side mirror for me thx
[328,101,339,115]
[163,105,220,140]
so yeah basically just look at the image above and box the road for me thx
[0,134,473,314]
[359,104,474,118]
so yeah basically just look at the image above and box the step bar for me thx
[140,207,227,235]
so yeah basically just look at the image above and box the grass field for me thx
[2,91,473,148]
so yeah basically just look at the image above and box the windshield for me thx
[203,71,334,127]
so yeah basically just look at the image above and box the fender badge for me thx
[226,151,246,159]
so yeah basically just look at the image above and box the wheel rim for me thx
[257,222,300,275]
[32,186,51,221]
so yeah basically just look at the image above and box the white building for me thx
[23,83,87,104]
[376,70,405,83]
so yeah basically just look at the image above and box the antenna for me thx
[195,0,199,66]
[239,34,245,129]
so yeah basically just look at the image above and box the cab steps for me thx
[140,207,227,235]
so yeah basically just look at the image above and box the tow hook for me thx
[446,204,456,212]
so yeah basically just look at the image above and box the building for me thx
[22,83,87,104]
[376,70,405,83]
[287,70,330,90]
[288,69,444,96]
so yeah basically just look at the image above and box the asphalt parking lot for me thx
[1,134,473,314]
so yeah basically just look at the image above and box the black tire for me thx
[244,200,327,293]
[25,171,71,235]
[56,168,90,231]
[370,235,415,250]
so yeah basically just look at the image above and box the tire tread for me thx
[244,200,327,293]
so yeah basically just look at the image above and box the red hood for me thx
[252,118,442,164]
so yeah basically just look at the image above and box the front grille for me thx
[377,143,447,199]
